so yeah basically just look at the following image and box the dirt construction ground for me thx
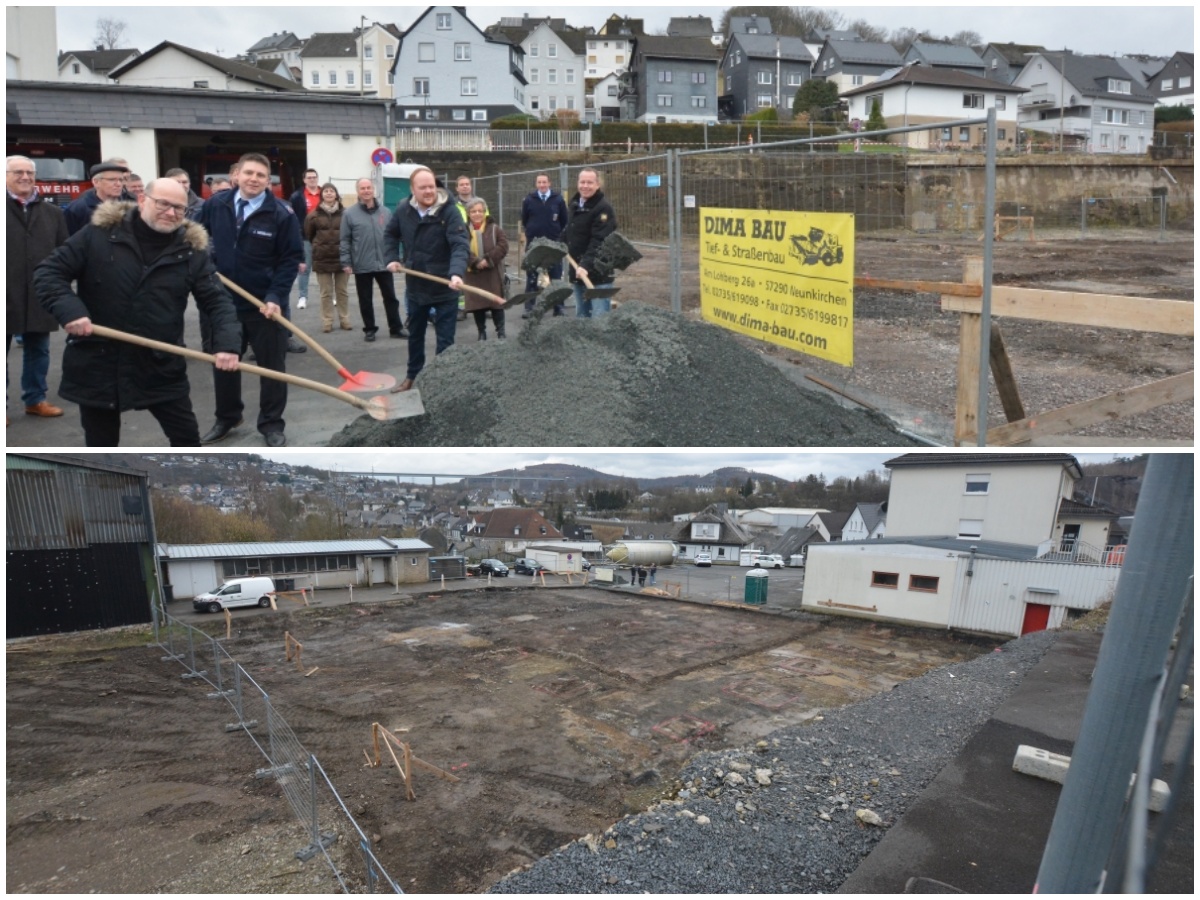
[6,586,998,893]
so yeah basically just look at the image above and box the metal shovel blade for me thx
[584,284,621,301]
[337,368,398,394]
[522,238,569,271]
[363,388,426,421]
[502,290,542,311]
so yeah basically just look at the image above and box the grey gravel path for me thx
[491,629,1058,894]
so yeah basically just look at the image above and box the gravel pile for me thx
[330,303,918,447]
[492,629,1058,894]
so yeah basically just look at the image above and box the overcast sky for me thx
[255,451,1121,483]
[55,3,1192,60]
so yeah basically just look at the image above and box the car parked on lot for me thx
[192,576,276,613]
[694,552,712,567]
[753,554,785,569]
[513,558,548,575]
[478,558,509,576]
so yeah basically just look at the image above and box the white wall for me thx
[802,544,958,628]
[99,127,159,181]
[7,6,57,81]
[307,134,387,196]
[115,50,230,90]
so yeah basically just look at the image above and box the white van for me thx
[192,577,276,613]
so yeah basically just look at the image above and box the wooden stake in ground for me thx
[284,632,304,673]
[367,723,461,802]
[223,608,232,640]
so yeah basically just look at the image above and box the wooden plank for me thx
[944,288,1194,336]
[977,372,1195,446]
[989,322,1026,423]
[953,258,985,445]
[855,276,982,297]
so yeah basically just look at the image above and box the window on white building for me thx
[1104,108,1129,124]
[387,71,394,85]
[419,42,435,62]
[957,519,984,540]
[995,95,1006,110]
[691,95,706,107]
[548,69,557,84]
[691,71,706,84]
[455,43,471,61]
[72,62,81,74]
[547,43,557,58]
[461,77,478,96]
[472,110,487,121]
[530,97,540,110]
[346,70,355,86]
[1100,132,1110,148]
[658,70,673,83]
[311,70,320,86]
[386,44,395,59]
[607,85,618,97]
[364,70,373,86]
[1107,78,1131,94]
[414,77,429,95]
[588,54,597,64]
[329,70,338,85]
[965,474,990,494]
[566,96,575,109]
[364,44,373,60]
[909,575,940,592]
[657,94,673,107]
[436,13,452,29]
[530,68,539,83]
[529,44,539,57]
[851,74,864,85]
[963,93,984,108]
[588,41,596,50]
[1118,134,1128,150]
[566,69,575,84]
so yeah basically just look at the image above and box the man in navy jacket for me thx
[194,152,302,447]
[519,172,569,316]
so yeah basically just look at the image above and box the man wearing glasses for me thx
[63,160,130,235]
[34,177,241,447]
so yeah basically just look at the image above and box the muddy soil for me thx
[615,233,1193,443]
[6,589,997,893]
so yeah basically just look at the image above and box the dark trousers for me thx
[472,308,506,337]
[79,398,200,447]
[406,298,458,381]
[354,271,404,335]
[212,314,288,435]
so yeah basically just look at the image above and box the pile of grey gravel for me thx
[491,629,1058,894]
[330,303,917,447]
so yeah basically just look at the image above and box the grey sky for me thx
[56,4,1191,60]
[258,451,1119,483]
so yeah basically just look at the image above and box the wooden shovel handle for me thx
[216,273,346,375]
[564,253,594,290]
[87,324,375,414]
[391,263,505,306]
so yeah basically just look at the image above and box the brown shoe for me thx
[340,322,353,330]
[390,378,415,394]
[25,401,64,418]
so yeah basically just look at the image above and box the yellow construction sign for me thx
[699,208,855,366]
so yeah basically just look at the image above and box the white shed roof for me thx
[158,538,432,558]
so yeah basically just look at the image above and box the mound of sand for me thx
[331,304,918,447]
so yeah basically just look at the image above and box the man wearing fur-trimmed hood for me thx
[34,177,241,446]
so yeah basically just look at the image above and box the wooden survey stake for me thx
[367,722,461,802]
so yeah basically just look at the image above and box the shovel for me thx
[596,231,644,273]
[217,274,395,393]
[522,237,619,301]
[87,324,424,421]
[389,263,506,307]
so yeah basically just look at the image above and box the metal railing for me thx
[1081,196,1167,239]
[1038,540,1127,567]
[394,127,591,153]
[154,610,402,893]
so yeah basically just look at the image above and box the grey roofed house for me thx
[762,525,824,559]
[667,16,717,39]
[856,501,887,535]
[841,62,1029,97]
[728,15,772,36]
[300,32,361,60]
[1149,51,1195,104]
[635,34,724,62]
[1039,51,1157,103]
[107,40,306,91]
[246,31,304,55]
[884,451,1082,471]
[979,42,1046,83]
[57,48,140,77]
[1114,55,1169,87]
[811,509,851,541]
[904,40,986,75]
[819,38,905,68]
[727,33,814,63]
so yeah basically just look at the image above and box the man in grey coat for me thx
[340,177,406,341]
[7,155,68,423]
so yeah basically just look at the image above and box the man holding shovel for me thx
[562,168,618,318]
[384,167,469,393]
[34,178,241,446]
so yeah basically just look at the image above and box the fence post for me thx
[497,172,505,231]
[703,121,708,151]
[1081,198,1088,237]
[1158,194,1166,240]
[309,754,321,850]
[666,149,680,314]
[975,106,998,447]
[648,121,653,153]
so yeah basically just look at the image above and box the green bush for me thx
[744,107,779,123]
[1155,107,1194,126]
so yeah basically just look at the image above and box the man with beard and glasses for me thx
[34,177,241,446]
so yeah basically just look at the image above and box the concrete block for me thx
[1012,744,1169,812]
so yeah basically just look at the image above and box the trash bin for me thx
[745,569,768,606]
[162,584,174,603]
[277,577,295,592]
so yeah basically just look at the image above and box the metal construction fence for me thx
[154,610,402,894]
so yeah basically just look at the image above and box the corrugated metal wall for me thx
[7,467,149,550]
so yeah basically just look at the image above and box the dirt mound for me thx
[331,303,917,447]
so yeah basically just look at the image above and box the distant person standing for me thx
[649,563,657,585]
[304,183,352,333]
[519,172,568,316]
[125,174,145,200]
[209,174,233,194]
[7,155,68,424]
[63,160,128,235]
[194,152,302,448]
[340,177,406,342]
[165,167,203,217]
[462,198,508,340]
[453,174,486,221]
[562,168,617,318]
[288,168,321,310]
[384,166,468,393]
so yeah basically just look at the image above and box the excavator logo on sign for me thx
[789,227,845,267]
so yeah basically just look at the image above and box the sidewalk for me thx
[839,630,1194,894]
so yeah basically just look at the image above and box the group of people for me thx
[629,564,658,587]
[7,152,623,446]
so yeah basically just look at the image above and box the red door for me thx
[1021,603,1052,635]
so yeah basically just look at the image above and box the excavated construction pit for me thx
[331,303,917,447]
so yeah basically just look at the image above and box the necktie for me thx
[540,193,548,201]
[236,198,248,227]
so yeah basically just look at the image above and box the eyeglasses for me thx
[145,195,187,216]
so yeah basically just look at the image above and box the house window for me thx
[567,96,576,110]
[963,93,984,108]
[965,474,990,494]
[548,68,557,84]
[615,54,625,64]
[909,574,940,593]
[691,95,707,108]
[588,55,598,64]
[757,93,774,108]
[997,128,1007,140]
[692,71,706,84]
[607,85,618,97]
[566,68,575,84]
[472,110,487,121]
[437,13,452,29]
[414,77,429,95]
[530,97,540,110]
[72,62,81,74]
[346,70,355,86]
[1181,76,1192,89]
[865,93,883,114]
[364,44,374,60]
[1100,132,1110,148]
[364,70,373,86]
[404,109,420,119]
[588,41,597,50]
[871,571,900,588]
[657,94,673,107]
[757,71,772,85]
[1105,108,1129,124]
[455,43,471,61]
[529,44,539,57]
[329,71,337,85]
[311,71,320,85]
[957,519,984,540]
[787,72,803,86]
[547,44,557,58]
[959,126,970,142]
[529,67,539,83]
[1118,134,1128,150]
[851,74,864,85]
[194,80,209,88]
[1107,78,1130,94]
[419,42,435,62]
[386,44,395,59]
[1161,78,1175,90]
[548,95,557,109]
[658,70,673,83]
[941,126,952,141]
[995,95,1006,110]
[453,109,466,121]
[387,72,394,85]
[991,58,998,69]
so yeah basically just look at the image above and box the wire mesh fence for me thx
[152,609,402,893]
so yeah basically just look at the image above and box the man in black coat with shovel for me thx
[34,178,241,447]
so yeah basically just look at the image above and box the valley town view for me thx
[4,1,1194,897]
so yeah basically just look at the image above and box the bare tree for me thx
[791,7,845,39]
[94,17,129,50]
[889,25,930,53]
[949,29,983,47]
[846,18,889,43]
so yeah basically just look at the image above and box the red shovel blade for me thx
[337,368,397,393]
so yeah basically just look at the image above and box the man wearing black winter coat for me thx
[34,178,241,446]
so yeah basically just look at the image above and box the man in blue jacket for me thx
[519,173,569,316]
[194,152,302,447]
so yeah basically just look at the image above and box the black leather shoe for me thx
[389,330,408,339]
[365,331,377,342]
[200,418,242,444]
[264,432,287,448]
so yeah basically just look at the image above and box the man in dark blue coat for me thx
[384,167,468,393]
[194,152,302,447]
[63,161,129,235]
[519,172,569,316]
